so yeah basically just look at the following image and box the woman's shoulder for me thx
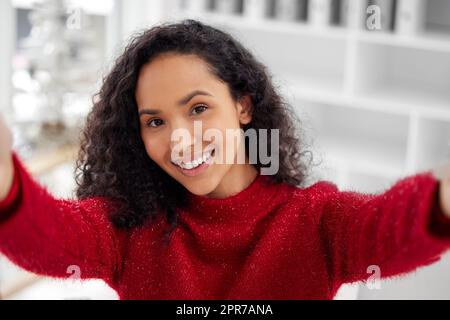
[75,195,119,213]
[282,178,339,201]
[272,178,342,219]
[260,178,342,227]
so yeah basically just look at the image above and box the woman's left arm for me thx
[317,162,450,293]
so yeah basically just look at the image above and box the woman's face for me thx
[135,53,255,197]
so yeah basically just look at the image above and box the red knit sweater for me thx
[1,152,450,299]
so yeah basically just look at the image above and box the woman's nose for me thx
[169,120,200,152]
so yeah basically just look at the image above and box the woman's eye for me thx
[147,118,164,128]
[191,104,208,115]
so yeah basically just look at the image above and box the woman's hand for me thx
[440,175,450,219]
[433,161,450,218]
[0,113,14,202]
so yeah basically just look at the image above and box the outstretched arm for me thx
[316,169,450,294]
[0,115,129,285]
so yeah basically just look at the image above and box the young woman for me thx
[0,20,450,300]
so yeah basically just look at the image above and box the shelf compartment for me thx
[296,101,409,178]
[353,42,450,116]
[212,24,348,93]
[412,117,450,172]
[341,171,399,194]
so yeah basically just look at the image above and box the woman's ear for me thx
[238,95,253,125]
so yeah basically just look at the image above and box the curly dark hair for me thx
[75,19,313,239]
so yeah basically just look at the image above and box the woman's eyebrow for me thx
[177,90,213,106]
[138,90,213,117]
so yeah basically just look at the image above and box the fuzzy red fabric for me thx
[1,152,450,299]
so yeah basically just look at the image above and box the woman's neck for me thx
[205,162,259,199]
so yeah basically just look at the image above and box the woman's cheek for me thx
[142,135,164,163]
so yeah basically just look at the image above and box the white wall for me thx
[0,0,15,121]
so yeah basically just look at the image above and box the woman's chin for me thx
[180,172,223,196]
[166,163,226,197]
[183,181,217,197]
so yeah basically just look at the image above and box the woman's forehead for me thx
[140,54,212,82]
[136,55,226,107]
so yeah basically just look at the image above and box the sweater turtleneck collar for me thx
[183,174,283,222]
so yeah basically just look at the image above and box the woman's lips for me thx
[177,159,211,177]
[172,149,215,177]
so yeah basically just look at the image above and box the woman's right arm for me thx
[0,115,129,285]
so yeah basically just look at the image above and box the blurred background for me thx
[0,0,450,300]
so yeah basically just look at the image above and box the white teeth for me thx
[176,149,213,170]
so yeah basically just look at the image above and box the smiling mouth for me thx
[172,148,215,170]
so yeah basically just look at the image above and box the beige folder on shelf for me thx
[395,0,426,36]
[308,0,332,28]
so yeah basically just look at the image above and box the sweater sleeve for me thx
[0,152,129,284]
[316,171,450,293]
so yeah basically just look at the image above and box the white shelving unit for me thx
[167,0,450,196]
